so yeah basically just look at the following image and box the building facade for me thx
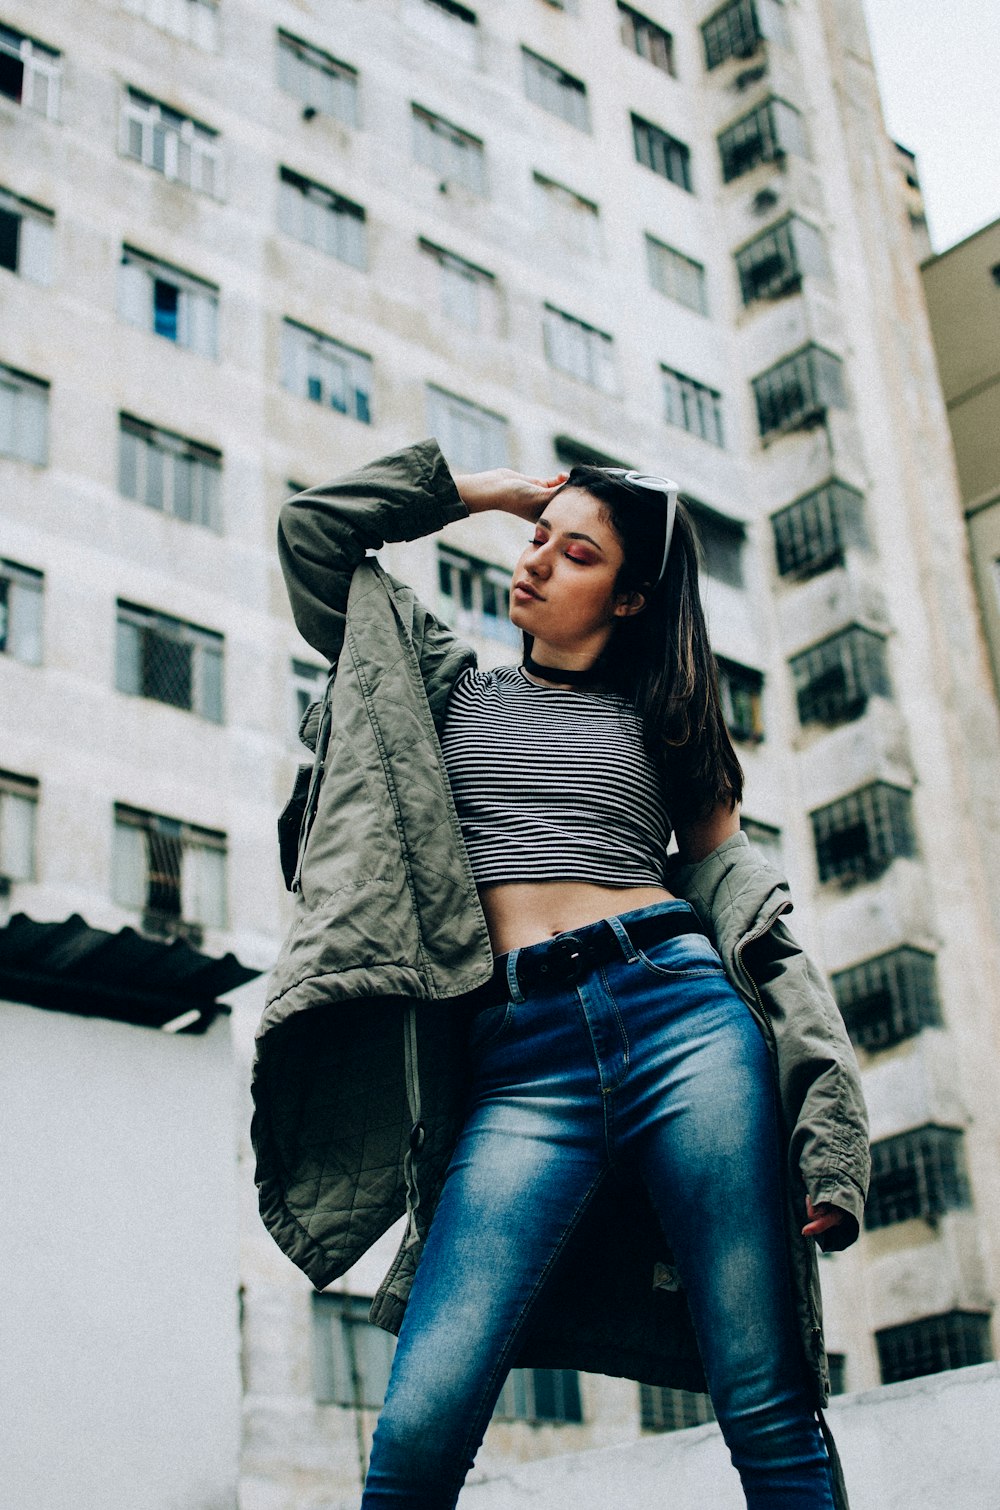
[3,1,1000,1505]
[921,217,1000,703]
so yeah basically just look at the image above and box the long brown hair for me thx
[530,465,744,819]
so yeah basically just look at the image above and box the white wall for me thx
[0,999,241,1510]
[463,1363,1000,1510]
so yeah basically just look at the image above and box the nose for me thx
[527,541,552,578]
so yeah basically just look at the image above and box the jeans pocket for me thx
[467,1000,514,1054]
[633,932,725,979]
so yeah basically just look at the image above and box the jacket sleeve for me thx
[278,437,469,664]
[743,919,871,1252]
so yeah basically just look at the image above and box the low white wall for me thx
[0,999,241,1510]
[463,1363,1000,1510]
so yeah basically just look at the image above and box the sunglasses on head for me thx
[602,469,679,583]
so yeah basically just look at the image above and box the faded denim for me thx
[361,901,835,1510]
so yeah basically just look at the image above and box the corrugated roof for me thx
[0,912,261,1032]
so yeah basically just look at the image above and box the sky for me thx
[861,0,1000,252]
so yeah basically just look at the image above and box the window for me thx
[0,364,48,464]
[119,414,222,529]
[876,1312,992,1387]
[420,239,495,331]
[741,816,782,860]
[717,657,764,742]
[438,546,518,647]
[522,48,589,131]
[619,5,675,76]
[494,1369,583,1425]
[686,500,745,586]
[0,770,37,883]
[412,106,486,194]
[426,386,509,470]
[645,235,707,314]
[791,626,891,727]
[533,173,601,258]
[751,346,847,439]
[281,320,373,424]
[122,0,219,50]
[810,782,916,886]
[771,481,868,579]
[701,0,789,70]
[718,98,808,183]
[661,366,724,447]
[313,1292,396,1408]
[120,89,222,197]
[543,306,616,391]
[116,601,224,721]
[735,215,830,305]
[632,115,692,193]
[0,558,43,664]
[277,32,358,125]
[865,1124,971,1232]
[0,187,54,284]
[0,24,60,119]
[118,246,218,356]
[278,168,366,269]
[832,947,942,1053]
[113,804,227,936]
[291,658,326,737]
[640,1384,714,1432]
[404,0,478,64]
[826,1354,847,1396]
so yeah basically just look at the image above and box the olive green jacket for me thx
[252,441,868,1501]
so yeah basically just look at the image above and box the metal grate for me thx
[113,804,227,934]
[832,946,942,1052]
[791,625,891,726]
[771,480,868,578]
[494,1368,583,1424]
[866,1124,971,1231]
[116,601,223,720]
[752,346,847,438]
[640,1383,715,1432]
[718,97,807,183]
[810,782,916,885]
[876,1312,992,1387]
[702,0,762,69]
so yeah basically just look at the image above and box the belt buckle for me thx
[542,934,586,986]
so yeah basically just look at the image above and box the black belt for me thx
[469,909,708,1008]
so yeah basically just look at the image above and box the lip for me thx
[513,581,543,601]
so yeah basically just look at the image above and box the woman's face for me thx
[509,486,636,655]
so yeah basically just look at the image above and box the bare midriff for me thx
[479,878,678,957]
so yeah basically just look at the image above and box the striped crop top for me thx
[440,664,672,887]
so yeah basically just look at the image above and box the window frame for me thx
[734,214,830,305]
[280,319,373,424]
[790,624,891,727]
[875,1312,993,1387]
[865,1124,971,1232]
[278,167,367,270]
[618,4,676,76]
[0,24,61,120]
[645,234,708,315]
[810,782,917,886]
[276,30,359,124]
[639,1383,714,1432]
[542,305,617,392]
[115,599,224,722]
[419,238,496,331]
[118,245,219,356]
[120,88,223,197]
[0,363,49,465]
[751,345,847,440]
[716,656,765,743]
[717,97,808,184]
[0,185,54,285]
[426,385,509,471]
[437,544,519,648]
[312,1292,396,1409]
[112,802,228,936]
[118,413,222,530]
[493,1367,583,1425]
[0,557,43,665]
[632,114,693,193]
[660,365,725,447]
[532,172,601,258]
[0,769,39,883]
[122,0,219,51]
[412,105,486,194]
[831,946,943,1054]
[771,480,868,579]
[521,47,590,131]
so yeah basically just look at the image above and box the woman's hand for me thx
[452,468,569,521]
[801,1195,847,1240]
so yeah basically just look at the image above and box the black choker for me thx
[522,651,602,686]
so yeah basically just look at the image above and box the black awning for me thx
[0,912,261,1032]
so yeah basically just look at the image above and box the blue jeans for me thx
[362,901,835,1509]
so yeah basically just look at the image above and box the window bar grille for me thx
[865,1124,971,1231]
[876,1312,992,1386]
[810,783,916,884]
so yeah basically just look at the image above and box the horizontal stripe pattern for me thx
[441,664,671,886]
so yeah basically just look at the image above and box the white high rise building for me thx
[3,1,1000,1505]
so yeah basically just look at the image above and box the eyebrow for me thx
[536,517,605,551]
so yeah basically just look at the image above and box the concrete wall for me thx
[462,1363,1000,1510]
[0,1000,241,1510]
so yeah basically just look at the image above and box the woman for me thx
[252,439,870,1510]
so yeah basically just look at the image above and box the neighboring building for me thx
[922,217,1000,703]
[3,1,1000,1507]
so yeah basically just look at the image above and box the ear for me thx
[613,589,646,618]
